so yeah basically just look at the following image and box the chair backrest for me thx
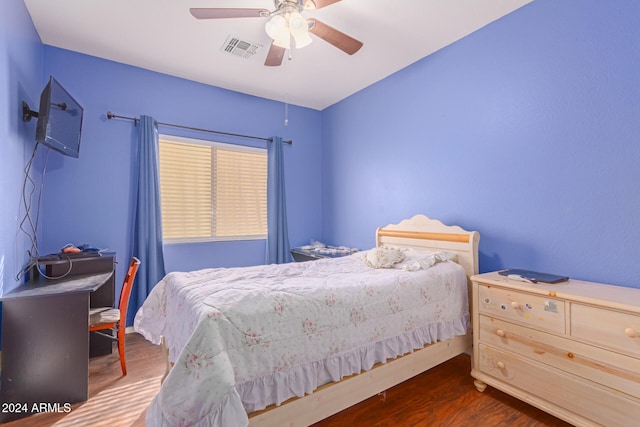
[118,257,141,323]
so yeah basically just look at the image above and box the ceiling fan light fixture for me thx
[265,14,291,49]
[265,14,286,39]
[292,30,312,48]
[273,32,291,49]
[289,12,312,48]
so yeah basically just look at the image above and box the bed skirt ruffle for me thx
[238,314,469,412]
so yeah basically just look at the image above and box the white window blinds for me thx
[158,135,267,242]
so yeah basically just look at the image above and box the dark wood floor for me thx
[5,333,572,426]
[312,354,572,427]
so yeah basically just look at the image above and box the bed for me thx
[134,214,479,427]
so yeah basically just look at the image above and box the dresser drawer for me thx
[479,315,640,398]
[571,303,640,358]
[477,284,565,334]
[477,344,640,427]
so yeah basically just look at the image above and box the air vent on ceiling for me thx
[221,36,262,59]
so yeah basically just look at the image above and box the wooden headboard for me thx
[376,214,480,279]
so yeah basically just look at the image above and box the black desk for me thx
[36,252,116,356]
[0,271,113,422]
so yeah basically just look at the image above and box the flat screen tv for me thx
[35,76,84,158]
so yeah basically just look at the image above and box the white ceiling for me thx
[23,0,533,110]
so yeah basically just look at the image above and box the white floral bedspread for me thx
[134,250,469,427]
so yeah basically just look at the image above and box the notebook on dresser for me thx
[499,269,569,284]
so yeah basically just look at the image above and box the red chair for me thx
[89,257,141,375]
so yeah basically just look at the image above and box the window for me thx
[158,135,267,242]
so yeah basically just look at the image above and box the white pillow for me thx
[394,250,458,271]
[394,250,436,271]
[435,251,458,263]
[364,247,405,268]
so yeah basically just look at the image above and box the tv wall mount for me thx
[22,101,39,122]
[22,100,69,122]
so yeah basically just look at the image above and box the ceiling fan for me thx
[190,0,363,66]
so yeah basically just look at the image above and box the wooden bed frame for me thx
[157,215,479,425]
[246,214,480,426]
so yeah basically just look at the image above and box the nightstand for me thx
[471,271,640,427]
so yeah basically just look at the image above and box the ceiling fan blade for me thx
[190,8,269,19]
[303,0,341,10]
[264,43,286,67]
[308,18,363,55]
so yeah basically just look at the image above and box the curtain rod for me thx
[106,112,292,145]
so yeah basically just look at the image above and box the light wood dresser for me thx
[471,272,640,427]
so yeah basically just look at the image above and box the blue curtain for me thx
[130,115,166,324]
[266,136,291,264]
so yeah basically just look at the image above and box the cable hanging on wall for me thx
[284,102,289,126]
[106,112,292,144]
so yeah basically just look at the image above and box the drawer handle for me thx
[625,328,638,339]
[496,329,506,338]
[496,361,506,370]
[511,301,522,309]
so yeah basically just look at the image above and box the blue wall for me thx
[0,0,43,295]
[36,47,323,322]
[322,0,640,289]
